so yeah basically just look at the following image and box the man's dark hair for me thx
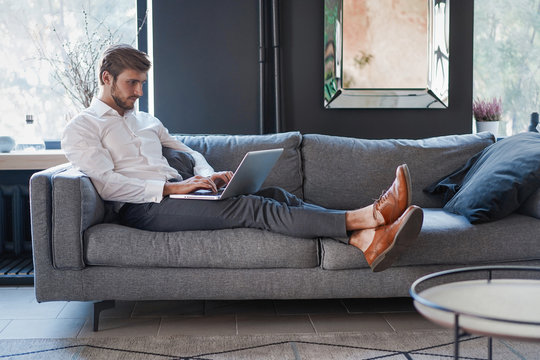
[98,44,151,85]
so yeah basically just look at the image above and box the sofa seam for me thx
[50,167,70,270]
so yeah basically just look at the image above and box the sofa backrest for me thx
[175,131,304,198]
[301,132,496,209]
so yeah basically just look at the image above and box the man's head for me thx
[99,44,151,86]
[98,44,151,115]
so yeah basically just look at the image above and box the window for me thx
[0,0,137,142]
[474,0,540,135]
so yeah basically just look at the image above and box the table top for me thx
[412,267,540,341]
[0,150,68,170]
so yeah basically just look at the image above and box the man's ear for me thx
[101,71,113,86]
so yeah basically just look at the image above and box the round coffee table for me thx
[410,266,540,360]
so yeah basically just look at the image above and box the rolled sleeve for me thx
[190,151,214,177]
[145,179,166,203]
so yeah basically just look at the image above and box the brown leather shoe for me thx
[373,164,412,225]
[364,205,423,272]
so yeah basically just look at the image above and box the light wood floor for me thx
[0,285,444,339]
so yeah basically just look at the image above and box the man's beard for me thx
[111,82,137,110]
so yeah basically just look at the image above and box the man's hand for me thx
[210,171,233,189]
[162,171,233,197]
[163,175,217,196]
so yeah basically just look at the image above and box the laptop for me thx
[169,148,284,200]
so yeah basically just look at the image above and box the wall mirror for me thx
[324,0,449,109]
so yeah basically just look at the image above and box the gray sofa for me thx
[30,131,540,329]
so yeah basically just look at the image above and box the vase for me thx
[476,121,500,138]
[0,136,15,153]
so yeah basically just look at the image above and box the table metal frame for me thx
[410,266,540,360]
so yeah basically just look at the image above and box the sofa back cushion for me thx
[302,132,495,209]
[176,131,304,198]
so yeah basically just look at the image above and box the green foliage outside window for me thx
[474,0,540,135]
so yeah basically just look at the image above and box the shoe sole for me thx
[370,206,423,272]
[401,164,413,209]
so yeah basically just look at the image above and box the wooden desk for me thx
[0,150,68,170]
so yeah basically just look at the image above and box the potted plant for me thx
[472,97,502,137]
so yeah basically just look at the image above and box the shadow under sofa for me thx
[30,131,540,330]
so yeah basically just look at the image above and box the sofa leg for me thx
[93,300,115,331]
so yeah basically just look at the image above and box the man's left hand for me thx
[210,171,233,189]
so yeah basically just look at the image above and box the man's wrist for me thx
[163,182,173,196]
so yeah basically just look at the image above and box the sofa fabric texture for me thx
[84,224,319,269]
[320,209,540,270]
[519,189,540,219]
[30,131,539,302]
[301,132,496,210]
[51,167,105,270]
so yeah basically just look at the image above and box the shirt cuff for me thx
[145,179,166,203]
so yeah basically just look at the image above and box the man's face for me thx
[110,69,147,111]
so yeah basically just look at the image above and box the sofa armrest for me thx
[518,189,540,219]
[30,164,71,274]
[50,167,105,269]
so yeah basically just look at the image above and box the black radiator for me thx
[0,184,32,255]
[0,184,34,284]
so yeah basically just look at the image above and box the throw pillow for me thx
[162,147,195,179]
[424,132,540,223]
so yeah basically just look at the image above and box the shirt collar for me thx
[89,97,136,118]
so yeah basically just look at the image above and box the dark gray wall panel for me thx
[280,0,474,139]
[152,0,259,134]
[150,0,474,139]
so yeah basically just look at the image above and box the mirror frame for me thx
[324,0,450,109]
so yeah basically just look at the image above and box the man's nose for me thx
[134,83,143,97]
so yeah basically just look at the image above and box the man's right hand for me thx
[163,175,218,197]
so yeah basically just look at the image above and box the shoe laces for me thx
[373,190,389,219]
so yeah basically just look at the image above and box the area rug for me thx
[0,331,537,359]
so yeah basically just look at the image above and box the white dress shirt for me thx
[61,98,214,205]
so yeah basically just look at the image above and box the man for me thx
[62,44,423,272]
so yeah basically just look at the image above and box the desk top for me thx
[0,150,68,170]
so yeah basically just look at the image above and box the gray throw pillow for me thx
[425,132,540,223]
[162,147,195,179]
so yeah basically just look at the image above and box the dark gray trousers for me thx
[119,187,348,240]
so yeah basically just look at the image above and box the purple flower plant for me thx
[472,97,502,122]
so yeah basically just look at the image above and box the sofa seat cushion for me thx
[321,208,540,270]
[84,224,319,269]
[176,132,304,198]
